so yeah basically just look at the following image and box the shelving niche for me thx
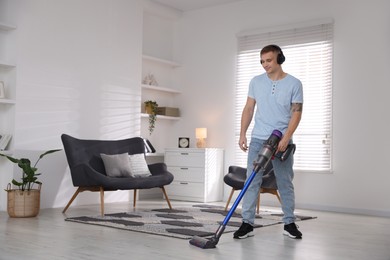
[141,54,181,121]
[0,17,17,211]
[0,20,17,153]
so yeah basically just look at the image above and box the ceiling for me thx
[151,0,243,12]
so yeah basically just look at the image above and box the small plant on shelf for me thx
[144,100,158,135]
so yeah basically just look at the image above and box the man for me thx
[234,44,303,239]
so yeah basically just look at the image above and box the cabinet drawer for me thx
[165,151,205,167]
[167,167,204,182]
[166,182,204,199]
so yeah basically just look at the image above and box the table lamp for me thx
[195,128,207,148]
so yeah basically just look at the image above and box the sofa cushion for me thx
[128,153,152,178]
[101,153,132,177]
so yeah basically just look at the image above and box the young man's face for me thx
[260,51,279,74]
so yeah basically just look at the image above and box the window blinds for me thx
[235,21,333,173]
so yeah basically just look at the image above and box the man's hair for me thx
[260,44,282,56]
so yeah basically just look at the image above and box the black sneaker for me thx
[233,222,254,239]
[283,223,302,239]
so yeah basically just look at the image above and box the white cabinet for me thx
[164,148,224,203]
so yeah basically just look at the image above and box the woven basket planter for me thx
[6,183,41,218]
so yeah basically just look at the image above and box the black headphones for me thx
[269,44,286,64]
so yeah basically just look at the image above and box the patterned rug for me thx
[65,204,316,240]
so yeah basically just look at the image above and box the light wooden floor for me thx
[1,199,389,260]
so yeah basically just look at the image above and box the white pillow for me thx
[128,153,152,178]
[101,153,132,177]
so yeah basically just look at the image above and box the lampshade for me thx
[195,128,207,148]
[195,128,207,139]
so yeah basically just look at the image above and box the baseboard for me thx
[251,198,390,218]
[294,203,390,218]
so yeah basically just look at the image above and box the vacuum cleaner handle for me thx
[274,143,296,161]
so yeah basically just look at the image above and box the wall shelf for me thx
[141,84,181,94]
[141,113,180,120]
[0,61,16,68]
[0,22,16,31]
[0,150,13,155]
[0,99,16,105]
[142,55,181,68]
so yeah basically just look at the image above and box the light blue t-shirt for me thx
[248,73,303,140]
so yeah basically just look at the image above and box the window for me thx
[235,20,333,173]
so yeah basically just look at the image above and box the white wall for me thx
[173,0,390,216]
[0,0,144,210]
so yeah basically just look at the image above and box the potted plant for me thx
[0,149,61,217]
[144,100,158,135]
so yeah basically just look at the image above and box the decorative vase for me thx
[6,183,41,218]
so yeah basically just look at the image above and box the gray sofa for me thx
[61,134,174,216]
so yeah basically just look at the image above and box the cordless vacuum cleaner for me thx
[189,129,283,249]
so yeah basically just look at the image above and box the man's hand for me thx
[277,137,289,153]
[239,135,248,152]
[239,97,255,153]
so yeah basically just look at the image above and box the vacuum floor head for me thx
[189,236,218,249]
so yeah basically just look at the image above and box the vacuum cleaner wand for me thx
[189,130,283,249]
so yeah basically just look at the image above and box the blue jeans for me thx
[242,138,296,225]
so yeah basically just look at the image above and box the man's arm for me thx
[239,97,256,152]
[278,103,303,152]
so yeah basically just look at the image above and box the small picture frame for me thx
[0,81,5,98]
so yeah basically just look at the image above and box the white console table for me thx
[164,148,224,203]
